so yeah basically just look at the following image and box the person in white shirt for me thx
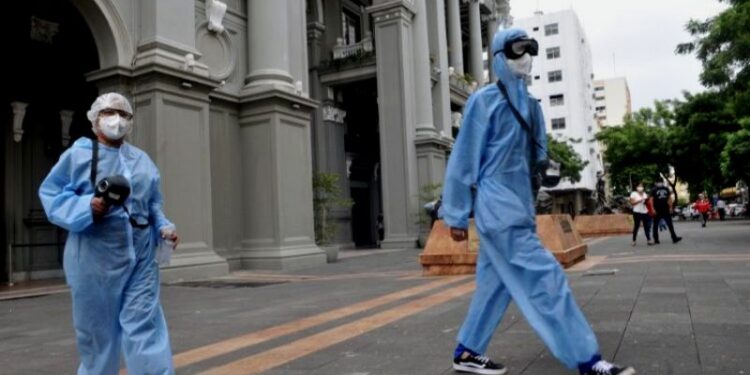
[716,199,727,221]
[629,183,653,246]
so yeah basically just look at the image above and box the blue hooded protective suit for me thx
[39,135,174,374]
[441,28,599,369]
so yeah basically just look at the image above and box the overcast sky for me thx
[510,0,727,110]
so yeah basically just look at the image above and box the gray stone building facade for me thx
[2,0,509,283]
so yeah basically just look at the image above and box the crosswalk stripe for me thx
[198,281,476,375]
[169,276,468,369]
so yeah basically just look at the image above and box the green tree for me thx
[547,135,588,183]
[671,91,740,193]
[677,0,750,186]
[596,104,676,195]
[721,118,750,182]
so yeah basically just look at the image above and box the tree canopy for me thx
[547,135,589,184]
[598,0,749,199]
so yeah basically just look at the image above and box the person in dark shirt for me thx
[650,179,682,244]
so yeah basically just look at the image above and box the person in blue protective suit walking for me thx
[39,93,179,375]
[441,28,636,375]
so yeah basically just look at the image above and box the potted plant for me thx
[313,172,353,262]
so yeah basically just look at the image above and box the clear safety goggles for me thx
[498,37,539,59]
[99,108,133,120]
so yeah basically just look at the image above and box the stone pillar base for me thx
[160,248,229,283]
[228,246,326,271]
[381,237,418,250]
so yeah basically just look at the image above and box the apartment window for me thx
[546,47,561,59]
[550,94,564,106]
[544,23,559,36]
[341,9,361,45]
[533,26,539,32]
[548,70,563,83]
[596,106,606,112]
[594,86,605,91]
[534,75,541,80]
[551,118,566,130]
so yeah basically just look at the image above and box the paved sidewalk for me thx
[1,220,748,374]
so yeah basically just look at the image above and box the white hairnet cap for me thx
[86,92,133,123]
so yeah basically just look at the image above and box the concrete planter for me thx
[321,245,340,263]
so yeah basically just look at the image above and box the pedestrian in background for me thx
[630,183,653,246]
[716,198,727,221]
[649,179,682,244]
[695,193,712,228]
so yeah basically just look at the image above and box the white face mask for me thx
[98,114,132,140]
[506,53,533,77]
[636,187,644,193]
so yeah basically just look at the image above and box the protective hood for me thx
[491,27,532,124]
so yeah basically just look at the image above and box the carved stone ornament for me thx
[60,110,74,147]
[206,0,227,33]
[11,102,28,142]
[322,105,347,124]
[451,111,463,128]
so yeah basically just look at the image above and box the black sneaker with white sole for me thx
[453,351,507,375]
[580,360,636,375]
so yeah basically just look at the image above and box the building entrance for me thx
[2,0,99,282]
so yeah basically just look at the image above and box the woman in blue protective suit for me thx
[441,28,635,375]
[39,92,179,375]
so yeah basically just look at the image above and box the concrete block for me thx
[574,214,633,238]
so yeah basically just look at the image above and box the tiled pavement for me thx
[1,219,748,374]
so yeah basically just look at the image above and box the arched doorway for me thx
[2,0,101,282]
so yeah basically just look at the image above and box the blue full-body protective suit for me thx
[39,136,174,375]
[441,28,600,370]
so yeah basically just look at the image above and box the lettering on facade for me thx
[322,105,347,124]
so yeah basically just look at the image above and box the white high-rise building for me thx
[593,77,632,127]
[514,9,603,215]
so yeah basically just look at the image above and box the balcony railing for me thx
[333,33,374,60]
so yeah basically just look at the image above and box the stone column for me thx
[244,0,295,93]
[486,15,499,83]
[446,0,464,75]
[307,19,355,248]
[487,0,512,83]
[368,0,420,249]
[415,0,452,243]
[236,0,325,269]
[88,0,227,281]
[426,0,453,138]
[468,0,484,84]
[412,0,437,137]
[320,102,354,246]
[134,0,209,76]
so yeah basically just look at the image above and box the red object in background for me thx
[695,199,712,214]
[646,199,656,217]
